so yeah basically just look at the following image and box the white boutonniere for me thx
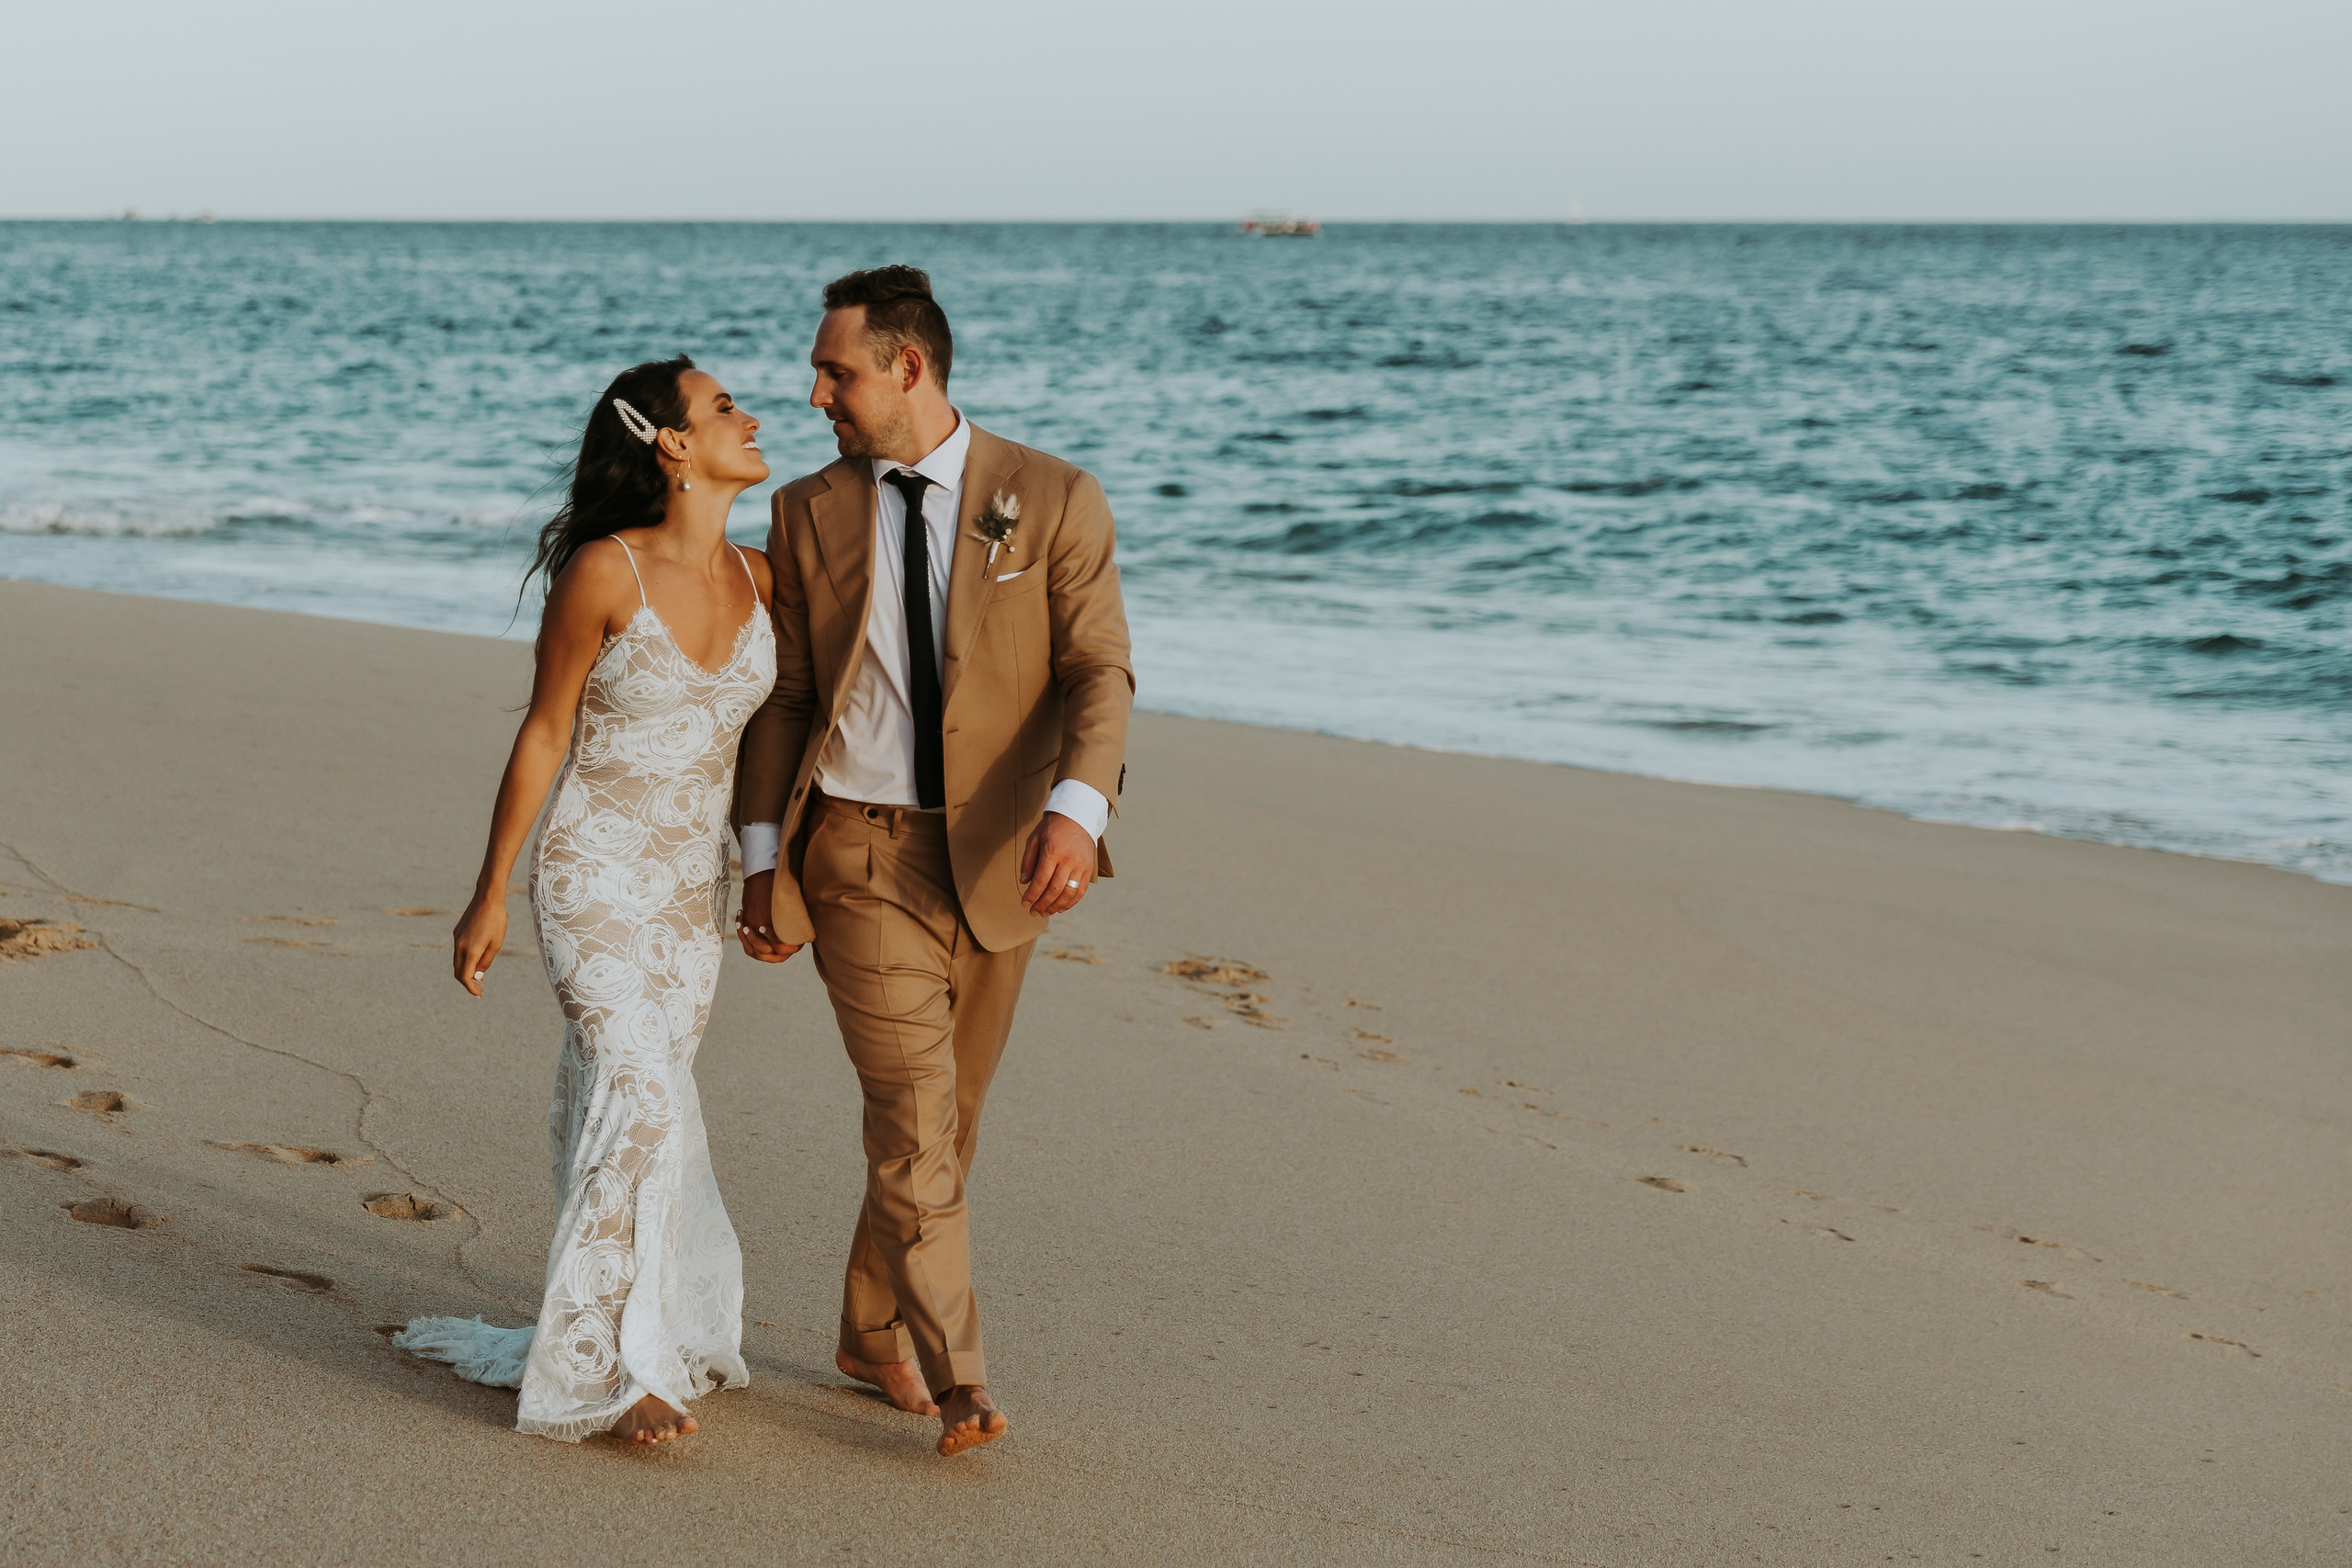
[972,491,1020,570]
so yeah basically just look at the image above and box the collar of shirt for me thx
[870,409,970,495]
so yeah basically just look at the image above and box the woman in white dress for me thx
[396,355,775,1445]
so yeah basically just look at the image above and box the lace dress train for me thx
[398,543,774,1441]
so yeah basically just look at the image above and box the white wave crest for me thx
[0,503,220,538]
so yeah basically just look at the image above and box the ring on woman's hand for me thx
[1066,878,1080,889]
[473,971,485,981]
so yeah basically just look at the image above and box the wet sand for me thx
[2,577,2346,1565]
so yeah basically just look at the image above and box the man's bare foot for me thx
[612,1393,696,1446]
[835,1348,939,1416]
[936,1384,1008,1456]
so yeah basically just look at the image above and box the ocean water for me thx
[4,221,2347,882]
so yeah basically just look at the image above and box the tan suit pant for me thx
[803,795,1034,1393]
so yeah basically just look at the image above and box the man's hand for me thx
[734,870,803,963]
[1020,810,1096,918]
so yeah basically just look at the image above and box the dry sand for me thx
[1,577,2346,1565]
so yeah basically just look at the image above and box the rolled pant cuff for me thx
[841,1322,917,1366]
[920,1350,989,1393]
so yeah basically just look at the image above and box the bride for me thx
[397,355,775,1445]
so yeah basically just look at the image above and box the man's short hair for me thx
[822,265,953,387]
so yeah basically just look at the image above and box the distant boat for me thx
[1241,212,1319,237]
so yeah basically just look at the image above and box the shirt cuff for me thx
[1044,779,1110,841]
[738,822,781,876]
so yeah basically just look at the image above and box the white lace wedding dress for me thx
[397,540,774,1441]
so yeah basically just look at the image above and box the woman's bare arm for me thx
[450,545,633,995]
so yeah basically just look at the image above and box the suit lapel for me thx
[808,459,877,716]
[943,424,1024,706]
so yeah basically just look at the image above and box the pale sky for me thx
[8,0,2348,221]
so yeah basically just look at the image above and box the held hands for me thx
[451,893,507,997]
[729,813,1091,954]
[734,870,803,964]
[1021,810,1096,918]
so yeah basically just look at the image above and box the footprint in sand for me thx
[1217,993,1284,1029]
[1045,946,1105,964]
[2011,1229,2101,1261]
[7,1147,89,1170]
[211,1141,355,1166]
[242,937,327,948]
[2,1048,77,1068]
[64,1196,163,1229]
[1638,1176,1694,1192]
[1182,1017,1227,1030]
[1359,1048,1405,1063]
[388,908,446,918]
[2130,1280,2190,1299]
[1159,957,1285,1026]
[1351,1029,1393,1043]
[0,919,98,962]
[68,1089,129,1115]
[244,915,336,927]
[1682,1144,1748,1168]
[1161,956,1269,985]
[243,1265,334,1293]
[361,1192,459,1221]
[2188,1332,2257,1357]
[2021,1280,2072,1298]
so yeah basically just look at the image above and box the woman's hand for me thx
[734,871,801,963]
[452,894,509,996]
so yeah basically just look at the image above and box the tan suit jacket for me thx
[734,423,1135,953]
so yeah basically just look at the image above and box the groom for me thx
[733,265,1134,1455]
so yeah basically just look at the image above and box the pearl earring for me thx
[680,460,692,492]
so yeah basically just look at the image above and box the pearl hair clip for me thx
[611,398,659,444]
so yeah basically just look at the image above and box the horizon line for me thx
[6,214,2351,227]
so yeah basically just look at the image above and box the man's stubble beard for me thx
[832,401,913,461]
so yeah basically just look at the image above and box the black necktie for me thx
[884,468,946,809]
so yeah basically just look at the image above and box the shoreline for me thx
[6,570,2337,891]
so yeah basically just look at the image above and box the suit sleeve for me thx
[733,489,820,831]
[1046,468,1136,810]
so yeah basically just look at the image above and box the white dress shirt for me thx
[738,412,1108,876]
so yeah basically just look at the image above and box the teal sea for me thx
[3,220,2347,881]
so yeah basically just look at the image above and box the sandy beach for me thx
[3,575,2346,1565]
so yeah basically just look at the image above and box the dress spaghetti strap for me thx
[612,538,647,607]
[729,545,761,608]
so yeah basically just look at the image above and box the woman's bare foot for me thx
[834,1348,939,1416]
[612,1393,696,1446]
[936,1385,1008,1456]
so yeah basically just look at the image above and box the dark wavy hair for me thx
[526,355,695,596]
[823,265,952,386]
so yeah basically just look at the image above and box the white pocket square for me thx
[994,568,1027,582]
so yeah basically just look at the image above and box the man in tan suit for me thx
[733,265,1133,1456]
